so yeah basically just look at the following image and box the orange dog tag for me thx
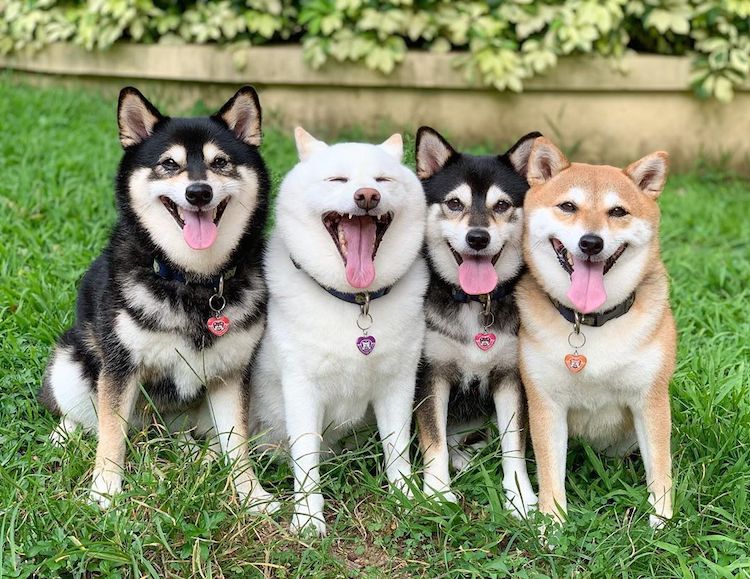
[564,353,587,373]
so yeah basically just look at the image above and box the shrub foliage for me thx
[1,0,749,101]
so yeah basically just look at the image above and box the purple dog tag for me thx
[356,335,376,355]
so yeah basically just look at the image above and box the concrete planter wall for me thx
[3,43,748,172]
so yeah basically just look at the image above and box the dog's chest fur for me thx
[519,276,668,443]
[422,274,520,423]
[113,269,265,404]
[251,238,428,440]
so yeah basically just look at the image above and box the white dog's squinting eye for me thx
[327,176,349,183]
[375,176,393,183]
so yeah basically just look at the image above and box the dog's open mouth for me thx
[447,242,503,296]
[550,238,627,314]
[160,197,228,250]
[323,212,393,288]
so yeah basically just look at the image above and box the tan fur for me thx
[518,137,677,528]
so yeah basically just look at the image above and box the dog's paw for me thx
[246,490,281,515]
[504,490,538,520]
[290,511,327,537]
[89,470,122,509]
[649,513,671,529]
[423,486,459,505]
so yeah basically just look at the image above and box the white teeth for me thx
[347,213,353,220]
[177,207,184,219]
[211,207,217,220]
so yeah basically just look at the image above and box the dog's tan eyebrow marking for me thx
[203,142,228,163]
[159,145,186,165]
[443,183,472,206]
[486,185,512,207]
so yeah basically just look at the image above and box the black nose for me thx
[466,228,491,251]
[579,234,604,256]
[354,188,381,211]
[185,182,213,207]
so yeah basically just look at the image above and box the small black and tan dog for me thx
[39,86,277,512]
[414,127,540,517]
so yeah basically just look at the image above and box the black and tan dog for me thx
[518,137,675,528]
[39,86,277,512]
[414,127,540,517]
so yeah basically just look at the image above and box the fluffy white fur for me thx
[249,128,428,536]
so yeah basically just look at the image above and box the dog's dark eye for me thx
[211,157,229,170]
[328,177,349,183]
[375,176,393,183]
[608,206,629,218]
[445,198,464,212]
[494,200,511,213]
[558,202,577,213]
[161,158,179,172]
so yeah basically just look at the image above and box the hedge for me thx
[1,0,748,102]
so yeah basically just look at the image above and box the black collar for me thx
[451,274,521,304]
[290,257,392,305]
[152,258,236,289]
[550,293,636,327]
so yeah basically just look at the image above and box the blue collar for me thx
[152,258,236,288]
[451,275,520,304]
[291,257,392,305]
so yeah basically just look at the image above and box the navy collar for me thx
[290,257,392,305]
[550,293,636,327]
[152,258,236,289]
[450,274,521,304]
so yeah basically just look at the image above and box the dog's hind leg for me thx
[416,376,456,503]
[40,335,100,441]
[446,421,487,472]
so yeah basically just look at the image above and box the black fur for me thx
[40,87,270,415]
[415,128,538,440]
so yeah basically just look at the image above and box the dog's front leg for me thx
[284,375,326,536]
[494,374,537,519]
[90,370,139,508]
[373,377,416,499]
[205,377,279,514]
[631,388,673,529]
[415,376,455,502]
[524,374,568,524]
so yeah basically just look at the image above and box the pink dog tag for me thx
[474,332,496,351]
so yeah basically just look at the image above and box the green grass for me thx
[1,78,749,578]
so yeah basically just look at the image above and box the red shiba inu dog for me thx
[517,137,676,528]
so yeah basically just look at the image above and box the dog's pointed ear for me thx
[504,131,543,177]
[379,133,403,160]
[117,87,163,149]
[213,86,262,147]
[527,137,570,186]
[624,151,669,199]
[294,127,328,161]
[415,127,456,180]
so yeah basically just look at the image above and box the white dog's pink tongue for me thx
[342,216,377,288]
[182,210,217,250]
[568,256,607,313]
[458,256,498,295]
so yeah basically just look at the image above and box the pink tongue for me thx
[182,210,218,250]
[568,256,607,313]
[341,216,377,288]
[458,256,498,295]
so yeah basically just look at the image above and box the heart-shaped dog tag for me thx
[564,353,587,373]
[474,332,496,351]
[207,315,230,337]
[356,335,376,355]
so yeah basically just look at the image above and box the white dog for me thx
[249,128,428,535]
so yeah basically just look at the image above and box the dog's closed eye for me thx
[375,176,393,183]
[327,177,349,183]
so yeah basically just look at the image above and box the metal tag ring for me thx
[568,330,586,349]
[209,294,226,313]
[482,312,495,329]
[357,313,373,331]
